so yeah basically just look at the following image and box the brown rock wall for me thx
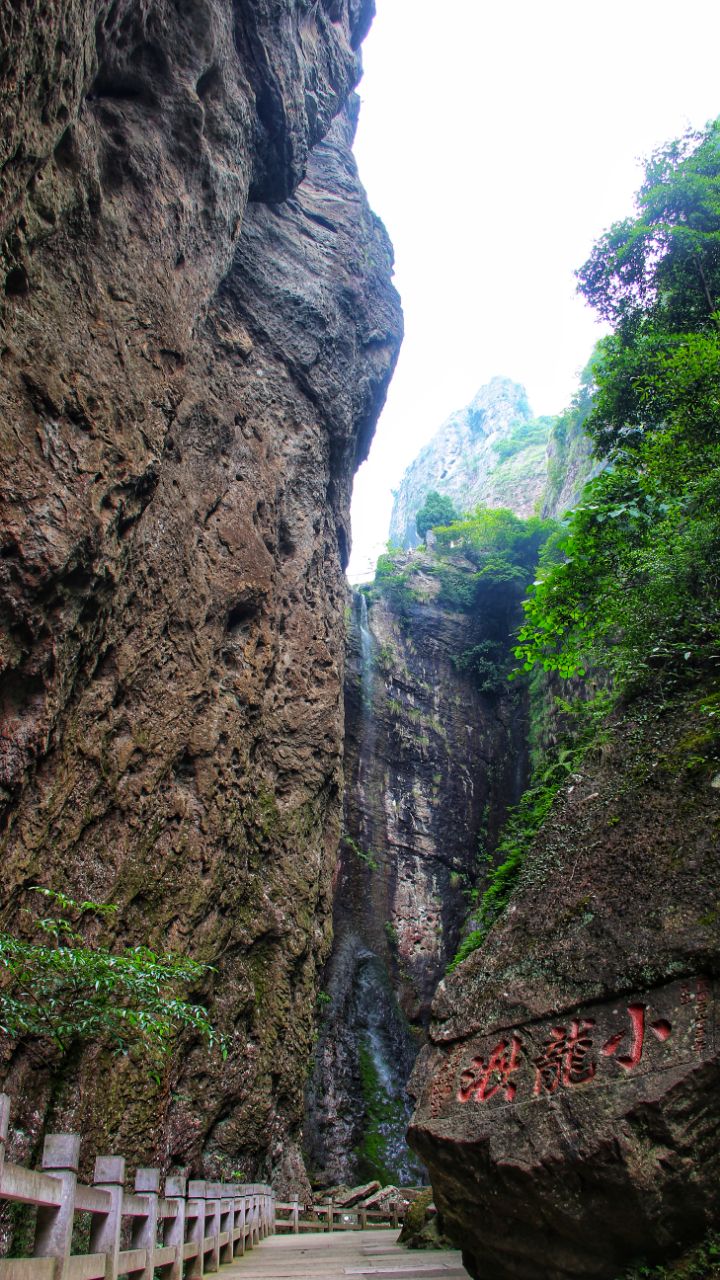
[0,0,401,1191]
[408,688,720,1277]
[305,560,529,1186]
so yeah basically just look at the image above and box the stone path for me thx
[220,1229,470,1279]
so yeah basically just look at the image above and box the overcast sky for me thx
[347,0,720,580]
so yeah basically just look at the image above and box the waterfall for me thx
[358,591,374,713]
[304,593,425,1187]
[355,591,376,801]
[353,951,425,1185]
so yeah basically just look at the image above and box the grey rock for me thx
[389,377,547,550]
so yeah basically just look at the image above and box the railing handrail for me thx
[273,1193,406,1233]
[0,1093,275,1277]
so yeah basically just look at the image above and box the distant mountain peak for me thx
[388,377,547,550]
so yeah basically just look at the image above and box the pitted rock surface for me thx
[0,0,401,1190]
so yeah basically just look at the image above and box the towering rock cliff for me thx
[0,0,401,1190]
[389,377,550,549]
[306,549,530,1186]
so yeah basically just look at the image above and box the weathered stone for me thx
[335,1180,380,1207]
[399,1187,453,1251]
[0,0,401,1192]
[408,690,720,1278]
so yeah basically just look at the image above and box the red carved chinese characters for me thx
[457,1035,522,1104]
[450,980,707,1114]
[601,1004,672,1071]
[533,1019,597,1095]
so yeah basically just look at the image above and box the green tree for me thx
[0,889,224,1061]
[415,490,458,541]
[515,117,720,688]
[577,121,720,335]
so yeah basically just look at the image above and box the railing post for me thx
[89,1156,125,1280]
[34,1133,81,1279]
[233,1193,246,1258]
[0,1094,9,1182]
[204,1182,221,1272]
[391,1200,399,1230]
[325,1196,334,1233]
[162,1175,187,1280]
[132,1168,160,1280]
[250,1189,258,1248]
[291,1194,299,1234]
[187,1180,207,1278]
[359,1207,367,1231]
[218,1185,233,1265]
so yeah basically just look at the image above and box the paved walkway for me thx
[220,1229,470,1279]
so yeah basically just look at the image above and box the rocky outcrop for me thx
[305,557,529,1186]
[388,377,549,549]
[0,0,401,1189]
[408,687,720,1278]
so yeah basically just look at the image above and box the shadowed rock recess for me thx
[0,0,401,1190]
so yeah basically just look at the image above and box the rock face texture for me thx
[305,561,528,1186]
[408,689,720,1278]
[389,377,549,550]
[0,0,401,1189]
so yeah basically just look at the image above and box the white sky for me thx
[347,0,720,581]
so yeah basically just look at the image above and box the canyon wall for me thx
[306,554,529,1186]
[0,0,401,1191]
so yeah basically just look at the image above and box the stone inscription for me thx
[454,976,713,1111]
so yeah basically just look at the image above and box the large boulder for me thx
[408,687,720,1278]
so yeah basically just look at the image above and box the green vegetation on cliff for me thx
[0,889,221,1060]
[516,119,720,692]
[375,507,557,692]
[415,490,458,540]
[620,1229,720,1279]
[450,118,720,972]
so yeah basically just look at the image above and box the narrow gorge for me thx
[1,6,720,1280]
[306,378,545,1189]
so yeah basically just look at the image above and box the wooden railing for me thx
[0,1094,274,1278]
[275,1195,403,1233]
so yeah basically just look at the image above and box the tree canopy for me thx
[515,117,720,688]
[415,490,458,540]
[577,120,720,334]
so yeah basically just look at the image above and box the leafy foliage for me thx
[432,507,557,648]
[577,121,720,336]
[0,889,223,1060]
[373,550,417,613]
[415,490,458,541]
[619,1228,720,1279]
[452,639,509,695]
[515,117,720,692]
